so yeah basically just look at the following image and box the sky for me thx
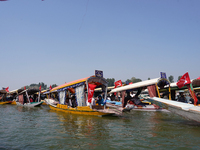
[0,0,200,90]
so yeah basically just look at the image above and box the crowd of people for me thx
[160,90,200,104]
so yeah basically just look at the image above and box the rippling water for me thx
[0,105,200,150]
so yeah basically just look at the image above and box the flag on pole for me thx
[49,85,52,90]
[114,80,122,88]
[88,84,97,103]
[114,80,122,95]
[24,86,26,90]
[39,85,41,91]
[177,72,191,88]
[5,87,9,92]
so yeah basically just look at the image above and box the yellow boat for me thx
[0,101,12,105]
[45,71,117,116]
[49,105,114,116]
[0,89,11,105]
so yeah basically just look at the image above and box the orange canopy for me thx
[50,76,94,92]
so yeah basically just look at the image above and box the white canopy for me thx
[109,78,160,93]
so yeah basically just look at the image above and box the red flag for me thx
[24,86,26,90]
[177,72,191,88]
[5,87,9,92]
[88,84,97,103]
[114,80,122,88]
[49,85,52,90]
[39,85,41,91]
[114,80,122,95]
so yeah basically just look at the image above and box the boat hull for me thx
[49,105,114,116]
[150,97,200,122]
[16,102,43,107]
[106,102,169,112]
[0,101,12,105]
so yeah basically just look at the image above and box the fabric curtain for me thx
[121,90,126,108]
[18,95,24,104]
[75,85,85,106]
[88,84,97,103]
[147,85,157,97]
[59,91,66,104]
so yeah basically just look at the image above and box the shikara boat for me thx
[16,89,43,107]
[0,89,11,104]
[149,77,200,122]
[45,75,118,116]
[7,88,24,105]
[108,77,171,112]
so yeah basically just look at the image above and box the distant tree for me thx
[106,78,115,86]
[52,84,57,88]
[177,76,182,82]
[125,77,142,84]
[148,78,150,80]
[22,82,48,90]
[168,75,174,83]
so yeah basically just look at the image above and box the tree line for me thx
[22,75,183,90]
[107,75,183,86]
[23,82,57,91]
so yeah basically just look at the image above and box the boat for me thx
[45,74,119,116]
[0,89,11,104]
[149,76,200,122]
[108,75,171,112]
[15,89,43,107]
[7,88,24,105]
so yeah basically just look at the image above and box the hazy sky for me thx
[0,0,200,90]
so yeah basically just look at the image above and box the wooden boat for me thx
[0,89,11,104]
[149,77,200,122]
[45,75,118,116]
[16,89,43,107]
[7,88,24,105]
[108,76,171,112]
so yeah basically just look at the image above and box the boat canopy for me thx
[51,76,108,92]
[18,89,39,95]
[109,78,162,93]
[50,76,94,92]
[43,90,57,94]
[192,78,200,87]
[8,88,23,94]
[0,90,7,94]
[95,86,114,92]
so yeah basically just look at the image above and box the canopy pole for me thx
[104,87,107,109]
[168,85,171,100]
[187,84,198,106]
[156,83,160,98]
[26,90,30,103]
[38,91,40,102]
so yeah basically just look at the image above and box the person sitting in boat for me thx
[189,93,200,105]
[161,91,170,99]
[96,95,104,105]
[178,92,186,103]
[29,96,33,102]
[23,94,27,104]
[71,95,77,108]
[123,91,132,108]
[65,95,72,106]
[129,95,146,106]
[130,91,135,97]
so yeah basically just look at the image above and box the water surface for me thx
[0,105,200,149]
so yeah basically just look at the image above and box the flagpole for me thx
[186,84,198,106]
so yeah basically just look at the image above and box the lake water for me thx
[0,105,200,150]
